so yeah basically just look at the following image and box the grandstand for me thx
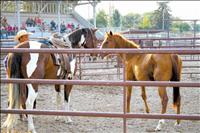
[1,1,103,39]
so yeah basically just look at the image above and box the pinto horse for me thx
[100,31,182,131]
[3,28,98,133]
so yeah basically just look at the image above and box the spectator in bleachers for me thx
[71,23,75,31]
[36,17,42,26]
[60,21,66,33]
[30,17,35,27]
[50,20,56,31]
[0,26,8,39]
[26,17,31,27]
[21,22,27,30]
[67,23,72,32]
[1,16,8,27]
[76,24,80,30]
[13,25,18,34]
[6,24,13,36]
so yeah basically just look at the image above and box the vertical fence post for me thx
[78,54,82,80]
[117,56,120,80]
[122,59,127,133]
[16,0,21,30]
[57,0,61,33]
[193,20,197,47]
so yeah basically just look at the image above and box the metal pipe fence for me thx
[1,48,200,133]
[1,48,200,54]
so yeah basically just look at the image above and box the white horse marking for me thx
[63,35,72,48]
[70,58,76,77]
[55,92,62,120]
[26,84,38,133]
[64,96,72,123]
[57,66,61,76]
[26,41,42,77]
[78,34,85,47]
[155,119,165,131]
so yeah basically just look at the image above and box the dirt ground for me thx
[1,57,200,133]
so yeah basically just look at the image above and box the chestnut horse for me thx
[3,28,98,133]
[101,31,182,131]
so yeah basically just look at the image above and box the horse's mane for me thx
[113,33,140,48]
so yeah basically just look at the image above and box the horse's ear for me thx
[82,28,87,34]
[92,28,98,33]
[109,31,113,36]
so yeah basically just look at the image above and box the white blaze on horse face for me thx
[70,58,76,76]
[78,34,85,47]
[27,41,42,77]
[63,35,72,48]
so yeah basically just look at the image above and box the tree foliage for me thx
[111,9,121,27]
[152,2,172,30]
[196,24,200,32]
[171,21,191,33]
[96,9,108,28]
[121,13,141,29]
[138,15,151,29]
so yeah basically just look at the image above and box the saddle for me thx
[39,33,72,79]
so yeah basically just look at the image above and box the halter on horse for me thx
[100,31,182,131]
[3,28,98,133]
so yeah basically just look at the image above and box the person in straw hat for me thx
[14,29,32,43]
[4,30,33,76]
[4,30,36,113]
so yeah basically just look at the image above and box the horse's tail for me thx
[3,53,21,128]
[170,54,182,110]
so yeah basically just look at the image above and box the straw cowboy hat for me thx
[15,30,32,41]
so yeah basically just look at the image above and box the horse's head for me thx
[100,31,118,58]
[64,28,99,59]
[64,28,98,48]
[101,31,117,49]
[100,31,139,58]
[83,28,99,58]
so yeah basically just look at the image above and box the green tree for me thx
[171,21,191,33]
[96,9,108,28]
[196,24,200,32]
[179,22,191,32]
[121,13,141,30]
[138,15,151,29]
[152,2,172,30]
[111,9,121,27]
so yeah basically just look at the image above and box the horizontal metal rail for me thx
[78,65,199,70]
[1,79,200,87]
[128,37,200,41]
[1,48,200,54]
[141,45,200,48]
[1,109,199,120]
[1,37,199,42]
[80,72,200,78]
